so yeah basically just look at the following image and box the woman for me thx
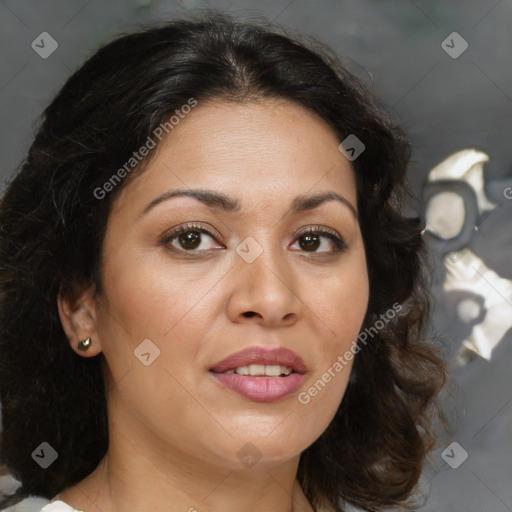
[0,12,446,512]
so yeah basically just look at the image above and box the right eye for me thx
[161,223,224,253]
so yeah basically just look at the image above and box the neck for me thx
[57,419,314,512]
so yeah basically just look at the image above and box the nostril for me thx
[243,311,257,318]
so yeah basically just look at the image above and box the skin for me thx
[57,99,369,512]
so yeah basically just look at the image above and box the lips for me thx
[210,347,307,375]
[209,347,307,403]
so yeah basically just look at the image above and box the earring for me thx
[77,337,92,352]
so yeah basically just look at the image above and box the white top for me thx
[2,497,82,511]
[3,495,361,511]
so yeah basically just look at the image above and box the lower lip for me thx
[210,372,306,403]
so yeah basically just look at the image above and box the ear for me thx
[57,284,103,357]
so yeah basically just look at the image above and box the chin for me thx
[212,432,310,471]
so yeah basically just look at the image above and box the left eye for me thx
[290,228,345,253]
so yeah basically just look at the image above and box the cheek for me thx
[307,249,369,345]
[99,243,218,336]
[96,250,216,444]
[96,242,228,393]
[294,249,368,424]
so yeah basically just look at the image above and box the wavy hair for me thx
[0,12,446,512]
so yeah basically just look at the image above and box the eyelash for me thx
[160,223,222,253]
[294,226,346,253]
[160,222,347,255]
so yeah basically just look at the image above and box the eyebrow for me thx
[139,188,358,219]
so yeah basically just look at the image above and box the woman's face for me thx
[93,99,369,470]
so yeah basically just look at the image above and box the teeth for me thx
[229,364,293,377]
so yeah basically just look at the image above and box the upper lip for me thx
[210,347,307,374]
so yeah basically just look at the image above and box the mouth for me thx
[223,364,294,377]
[209,347,307,403]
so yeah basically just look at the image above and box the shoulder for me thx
[1,496,49,511]
[2,497,82,512]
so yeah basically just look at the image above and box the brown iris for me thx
[178,231,202,250]
[299,233,320,251]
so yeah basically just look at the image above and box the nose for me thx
[225,241,302,329]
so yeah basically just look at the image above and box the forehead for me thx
[112,99,357,216]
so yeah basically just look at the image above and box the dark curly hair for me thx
[0,12,446,512]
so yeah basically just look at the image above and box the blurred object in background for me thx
[0,465,20,498]
[423,149,512,364]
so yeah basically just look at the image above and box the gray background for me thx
[1,1,511,511]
